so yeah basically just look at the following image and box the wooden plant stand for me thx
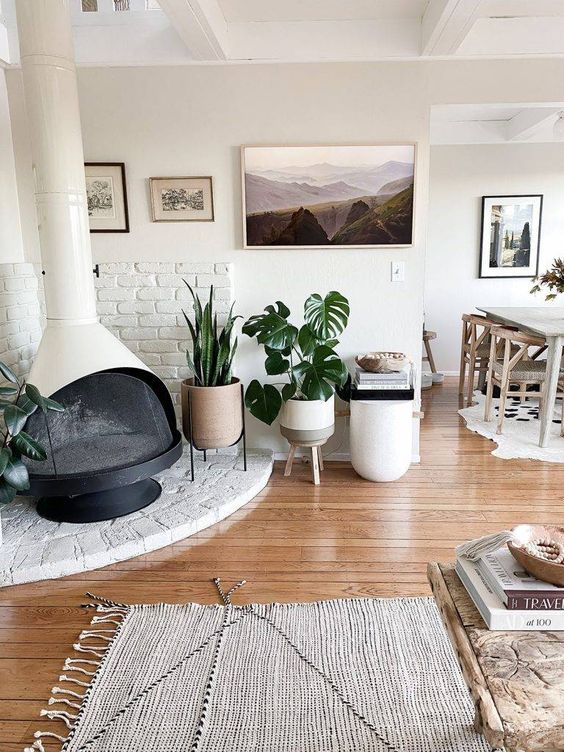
[428,562,564,752]
[284,441,325,485]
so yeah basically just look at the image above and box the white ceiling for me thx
[431,103,564,144]
[218,0,430,23]
[2,0,564,66]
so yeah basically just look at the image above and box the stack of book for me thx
[456,546,564,630]
[354,367,410,391]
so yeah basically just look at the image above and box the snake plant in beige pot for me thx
[180,283,242,450]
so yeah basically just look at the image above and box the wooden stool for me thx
[284,441,325,485]
[423,329,438,374]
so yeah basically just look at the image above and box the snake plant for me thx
[242,291,350,425]
[0,361,63,505]
[182,281,240,387]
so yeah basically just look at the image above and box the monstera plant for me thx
[0,361,63,507]
[243,291,350,431]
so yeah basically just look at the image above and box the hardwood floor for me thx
[2,378,564,749]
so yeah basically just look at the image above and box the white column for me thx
[15,0,97,323]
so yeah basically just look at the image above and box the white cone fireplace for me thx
[16,0,182,522]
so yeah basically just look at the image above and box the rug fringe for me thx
[213,577,246,605]
[25,596,131,752]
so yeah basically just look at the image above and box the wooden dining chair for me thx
[484,326,564,436]
[459,314,496,407]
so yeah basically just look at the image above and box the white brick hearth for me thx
[0,448,273,586]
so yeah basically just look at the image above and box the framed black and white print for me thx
[479,195,543,278]
[149,177,215,222]
[85,162,129,233]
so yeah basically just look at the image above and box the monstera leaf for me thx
[265,351,290,376]
[244,380,282,425]
[304,291,350,341]
[292,345,348,401]
[242,302,298,351]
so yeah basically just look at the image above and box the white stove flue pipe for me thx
[15,0,149,397]
[16,0,97,324]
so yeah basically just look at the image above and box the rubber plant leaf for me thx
[11,431,47,461]
[0,478,16,505]
[3,456,30,491]
[304,291,350,340]
[0,362,18,384]
[0,447,11,475]
[244,380,282,425]
[4,404,28,437]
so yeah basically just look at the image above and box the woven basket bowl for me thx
[355,352,408,373]
[507,524,564,587]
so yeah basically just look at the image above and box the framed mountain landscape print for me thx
[479,195,543,278]
[241,144,416,249]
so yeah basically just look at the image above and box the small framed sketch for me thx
[149,176,214,222]
[479,195,543,278]
[85,162,129,233]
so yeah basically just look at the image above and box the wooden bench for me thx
[428,562,564,752]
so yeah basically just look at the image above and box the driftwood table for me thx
[428,563,564,752]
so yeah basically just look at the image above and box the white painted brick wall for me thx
[0,263,43,379]
[94,262,234,415]
[0,261,233,420]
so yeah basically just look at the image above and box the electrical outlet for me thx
[391,261,405,282]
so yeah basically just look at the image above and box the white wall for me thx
[426,142,564,373]
[8,58,564,453]
[0,69,24,263]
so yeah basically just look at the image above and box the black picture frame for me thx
[479,194,543,279]
[85,162,130,233]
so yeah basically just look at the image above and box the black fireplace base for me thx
[36,478,162,523]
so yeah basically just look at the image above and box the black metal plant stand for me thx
[186,382,247,482]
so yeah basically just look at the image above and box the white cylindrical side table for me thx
[350,398,413,482]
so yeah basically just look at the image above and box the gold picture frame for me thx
[149,176,215,222]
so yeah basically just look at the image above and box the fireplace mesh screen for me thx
[24,371,174,477]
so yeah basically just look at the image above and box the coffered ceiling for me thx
[1,0,564,66]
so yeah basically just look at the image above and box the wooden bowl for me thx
[507,524,564,587]
[355,352,407,373]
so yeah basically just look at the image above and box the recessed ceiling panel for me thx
[219,0,429,23]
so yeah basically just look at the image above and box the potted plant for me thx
[242,291,349,444]
[0,361,63,545]
[180,283,242,449]
[531,258,564,300]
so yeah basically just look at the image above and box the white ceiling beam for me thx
[505,108,561,141]
[421,0,483,56]
[157,0,229,60]
[228,19,421,62]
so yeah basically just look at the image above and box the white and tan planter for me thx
[279,395,335,445]
[181,378,243,450]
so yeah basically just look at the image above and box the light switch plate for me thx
[391,261,405,282]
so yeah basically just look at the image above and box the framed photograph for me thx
[241,144,416,249]
[149,176,214,222]
[479,195,543,278]
[85,162,129,233]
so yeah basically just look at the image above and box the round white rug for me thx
[0,448,273,587]
[459,391,564,462]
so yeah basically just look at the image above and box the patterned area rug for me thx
[459,391,564,462]
[25,583,489,752]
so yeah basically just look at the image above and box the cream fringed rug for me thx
[26,583,489,752]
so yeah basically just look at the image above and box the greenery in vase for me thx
[182,281,240,387]
[0,362,63,506]
[530,258,564,301]
[242,291,350,425]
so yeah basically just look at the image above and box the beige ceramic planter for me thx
[181,378,243,449]
[279,395,335,444]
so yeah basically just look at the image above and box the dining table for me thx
[477,306,564,447]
